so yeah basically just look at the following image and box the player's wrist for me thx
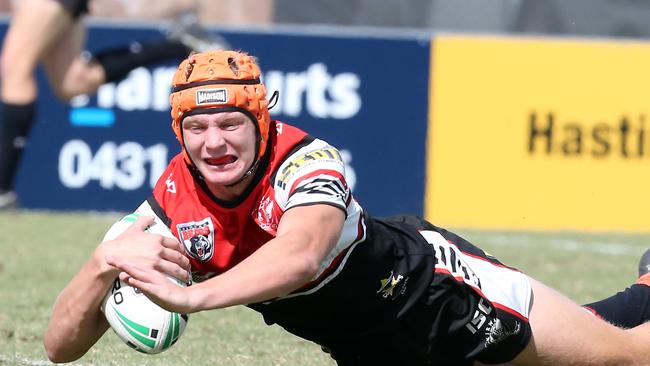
[184,284,212,313]
[91,244,120,280]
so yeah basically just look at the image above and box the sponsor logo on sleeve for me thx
[277,147,343,189]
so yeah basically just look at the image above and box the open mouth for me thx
[204,155,237,166]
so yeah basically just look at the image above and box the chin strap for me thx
[225,160,260,188]
[225,132,265,188]
[191,160,259,189]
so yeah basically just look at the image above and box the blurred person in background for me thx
[44,49,650,366]
[0,0,10,12]
[88,0,273,26]
[91,0,274,26]
[0,0,232,209]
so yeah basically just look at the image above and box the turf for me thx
[0,210,647,365]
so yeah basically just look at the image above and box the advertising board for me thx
[426,35,650,232]
[9,22,429,216]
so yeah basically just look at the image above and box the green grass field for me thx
[0,210,647,366]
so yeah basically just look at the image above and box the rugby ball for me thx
[100,211,189,354]
[101,277,188,354]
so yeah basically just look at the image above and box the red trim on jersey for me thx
[289,213,366,295]
[491,302,527,322]
[434,268,466,282]
[438,237,521,272]
[289,169,346,197]
[294,245,353,292]
[434,267,529,322]
[456,250,518,271]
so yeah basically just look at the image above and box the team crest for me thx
[377,271,408,300]
[177,218,215,262]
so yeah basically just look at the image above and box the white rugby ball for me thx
[101,277,188,354]
[100,211,189,354]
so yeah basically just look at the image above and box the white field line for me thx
[0,355,101,366]
[0,356,52,366]
[473,234,643,257]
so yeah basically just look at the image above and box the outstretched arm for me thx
[44,216,190,363]
[108,204,345,313]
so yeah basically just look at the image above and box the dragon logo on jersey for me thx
[177,218,215,262]
[255,195,278,232]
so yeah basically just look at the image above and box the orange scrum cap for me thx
[169,50,270,165]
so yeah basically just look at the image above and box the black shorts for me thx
[57,0,89,19]
[327,216,533,365]
[417,224,532,364]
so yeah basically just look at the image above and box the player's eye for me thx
[221,120,242,131]
[184,123,206,133]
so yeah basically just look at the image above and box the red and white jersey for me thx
[136,121,366,295]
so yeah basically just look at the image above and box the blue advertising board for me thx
[8,21,430,217]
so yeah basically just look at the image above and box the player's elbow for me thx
[293,254,322,284]
[45,346,84,364]
[43,333,84,363]
[45,350,71,364]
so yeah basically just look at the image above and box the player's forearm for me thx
[43,250,115,362]
[188,236,322,311]
[185,207,343,312]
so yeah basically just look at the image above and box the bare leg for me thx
[627,319,650,336]
[512,277,646,365]
[41,19,106,100]
[0,0,77,195]
[196,0,274,25]
[0,0,76,103]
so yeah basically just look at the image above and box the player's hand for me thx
[97,216,191,283]
[105,256,193,314]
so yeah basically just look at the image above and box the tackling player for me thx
[44,49,650,365]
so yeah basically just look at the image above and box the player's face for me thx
[182,111,257,198]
